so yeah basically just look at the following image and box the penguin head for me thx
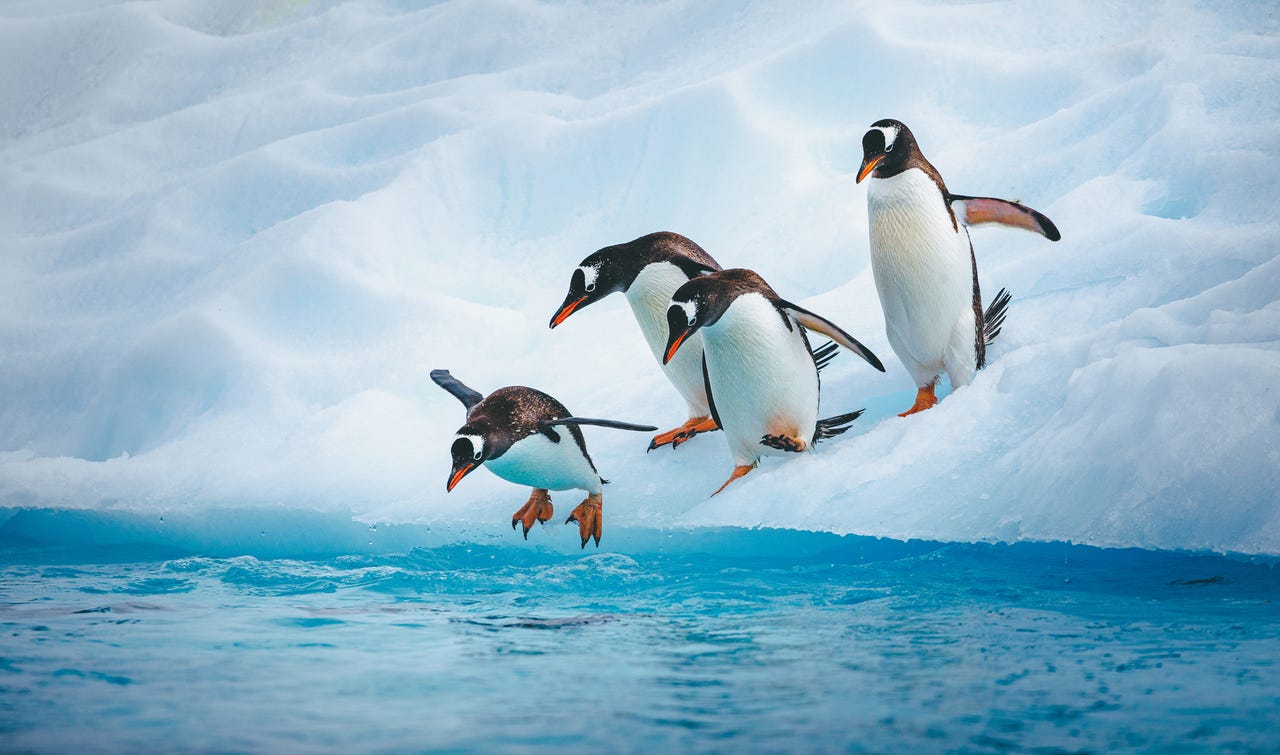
[857,118,917,182]
[446,430,489,492]
[549,251,631,328]
[662,273,738,364]
[550,233,720,328]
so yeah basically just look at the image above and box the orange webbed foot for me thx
[565,492,603,548]
[648,416,720,451]
[898,385,938,417]
[511,489,554,539]
[711,464,757,496]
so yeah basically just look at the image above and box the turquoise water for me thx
[2,515,1279,752]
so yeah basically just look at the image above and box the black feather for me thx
[814,409,865,443]
[811,340,839,372]
[983,288,1012,346]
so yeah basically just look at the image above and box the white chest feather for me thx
[701,294,819,464]
[866,169,973,371]
[625,262,710,415]
[484,432,600,493]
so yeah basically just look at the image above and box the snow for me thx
[1,0,1277,555]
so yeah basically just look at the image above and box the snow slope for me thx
[1,0,1277,554]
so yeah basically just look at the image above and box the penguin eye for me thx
[687,313,696,325]
[584,282,596,293]
[472,446,484,461]
[885,142,894,152]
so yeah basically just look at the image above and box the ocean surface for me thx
[3,517,1278,753]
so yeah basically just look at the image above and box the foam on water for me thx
[1,1,1278,555]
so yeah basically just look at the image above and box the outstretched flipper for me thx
[983,288,1012,346]
[777,302,885,372]
[540,417,657,432]
[429,369,484,410]
[949,194,1060,241]
[814,409,866,443]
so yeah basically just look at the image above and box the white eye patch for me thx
[456,434,486,460]
[578,265,599,292]
[874,125,899,152]
[678,300,698,324]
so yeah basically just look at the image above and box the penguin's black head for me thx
[549,250,631,328]
[662,272,740,364]
[446,429,490,492]
[858,118,917,183]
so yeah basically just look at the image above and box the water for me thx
[2,522,1279,753]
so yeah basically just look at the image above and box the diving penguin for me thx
[551,232,844,450]
[857,118,1060,415]
[661,269,885,495]
[431,369,656,547]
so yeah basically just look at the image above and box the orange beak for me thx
[446,463,476,492]
[857,154,884,183]
[549,296,587,328]
[663,330,690,364]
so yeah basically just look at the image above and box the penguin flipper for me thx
[777,302,885,372]
[702,355,722,430]
[540,417,658,432]
[430,369,485,409]
[949,194,1061,241]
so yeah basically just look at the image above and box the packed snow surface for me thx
[1,0,1277,554]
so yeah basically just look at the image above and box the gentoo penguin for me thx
[549,232,723,451]
[856,118,1060,415]
[551,232,844,450]
[661,269,885,495]
[430,369,656,547]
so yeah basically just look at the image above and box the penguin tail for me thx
[811,340,839,372]
[983,288,1012,347]
[814,409,866,444]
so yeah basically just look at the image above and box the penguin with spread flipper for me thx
[431,370,655,547]
[661,269,884,496]
[857,119,1059,416]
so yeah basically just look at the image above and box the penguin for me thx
[430,369,656,547]
[550,231,842,450]
[549,232,723,451]
[856,118,1060,416]
[661,269,885,495]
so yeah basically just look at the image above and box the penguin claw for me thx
[565,493,603,548]
[511,489,554,540]
[760,434,807,453]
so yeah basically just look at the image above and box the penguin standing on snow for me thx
[857,118,1060,415]
[549,232,724,450]
[431,370,656,547]
[662,269,885,495]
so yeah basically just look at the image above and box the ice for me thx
[1,1,1277,554]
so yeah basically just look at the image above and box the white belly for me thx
[867,169,975,386]
[484,433,601,493]
[625,262,710,417]
[701,293,819,466]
